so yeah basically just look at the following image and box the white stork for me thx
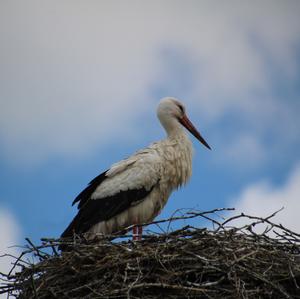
[60,97,210,244]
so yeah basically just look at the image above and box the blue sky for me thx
[1,1,300,275]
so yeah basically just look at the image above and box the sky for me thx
[1,0,300,279]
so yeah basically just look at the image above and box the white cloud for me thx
[229,164,300,233]
[0,1,299,166]
[0,207,21,298]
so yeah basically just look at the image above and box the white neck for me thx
[158,114,185,138]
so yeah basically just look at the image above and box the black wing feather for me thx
[61,186,153,238]
[72,170,108,209]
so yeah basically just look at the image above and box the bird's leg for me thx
[132,225,143,241]
[133,225,138,241]
[138,225,143,240]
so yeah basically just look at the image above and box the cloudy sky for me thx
[1,0,300,278]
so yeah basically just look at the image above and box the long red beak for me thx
[180,114,211,150]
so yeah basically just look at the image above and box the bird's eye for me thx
[178,105,184,113]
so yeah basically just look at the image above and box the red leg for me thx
[133,226,138,241]
[138,226,143,240]
[132,225,142,241]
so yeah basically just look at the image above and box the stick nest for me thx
[1,208,300,298]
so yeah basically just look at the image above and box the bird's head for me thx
[157,97,211,150]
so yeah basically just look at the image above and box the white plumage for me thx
[61,97,210,243]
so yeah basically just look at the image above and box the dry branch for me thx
[1,208,300,298]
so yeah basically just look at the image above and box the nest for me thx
[1,208,300,298]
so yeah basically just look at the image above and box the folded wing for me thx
[61,150,161,238]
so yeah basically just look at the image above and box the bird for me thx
[60,97,211,245]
